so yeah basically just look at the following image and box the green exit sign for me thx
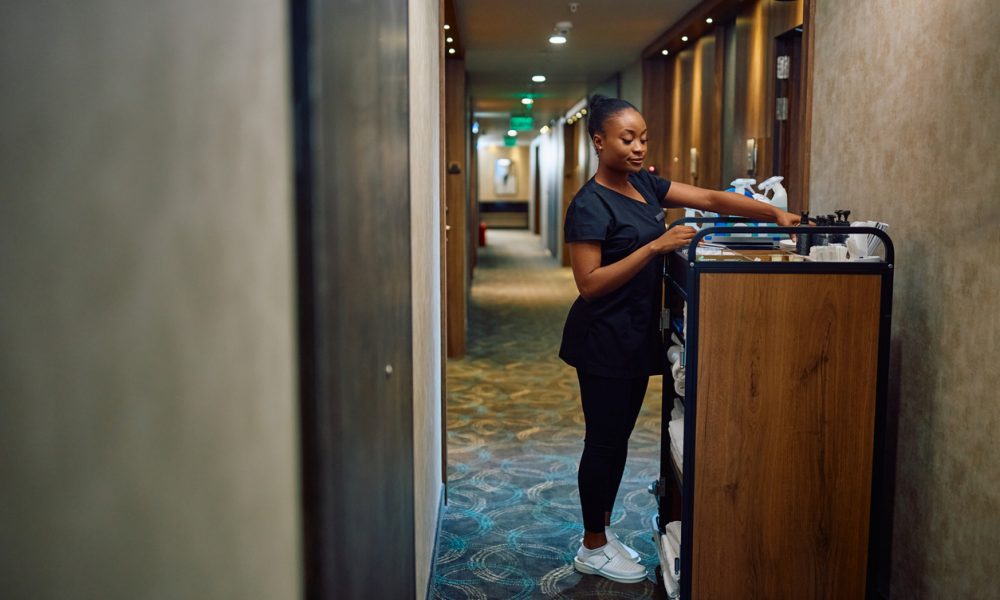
[503,136,517,147]
[510,116,533,131]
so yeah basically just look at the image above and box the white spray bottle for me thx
[752,176,788,240]
[688,178,758,240]
[728,178,758,198]
[754,176,788,212]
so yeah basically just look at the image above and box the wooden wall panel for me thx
[642,57,672,178]
[697,35,719,189]
[651,0,809,195]
[692,273,881,599]
[305,0,416,596]
[438,0,448,483]
[445,58,467,357]
[728,0,804,183]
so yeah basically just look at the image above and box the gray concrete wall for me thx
[0,1,302,598]
[810,1,1000,596]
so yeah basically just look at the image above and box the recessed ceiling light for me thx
[507,129,517,136]
[706,17,713,24]
[575,112,582,119]
[448,48,456,54]
[581,108,587,115]
[549,33,567,44]
[661,49,669,55]
[532,75,546,83]
[446,36,453,43]
[540,125,550,134]
[521,98,534,105]
[443,24,450,30]
[681,35,689,42]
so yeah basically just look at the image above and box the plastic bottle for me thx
[796,211,811,255]
[754,176,788,213]
[726,178,757,198]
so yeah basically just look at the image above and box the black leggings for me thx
[576,370,649,533]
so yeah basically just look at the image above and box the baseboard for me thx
[424,485,446,600]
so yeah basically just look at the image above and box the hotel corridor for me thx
[431,230,666,599]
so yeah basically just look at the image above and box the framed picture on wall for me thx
[494,158,517,195]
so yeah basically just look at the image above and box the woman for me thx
[562,95,800,584]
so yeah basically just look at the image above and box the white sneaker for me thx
[574,542,647,584]
[580,529,641,562]
[606,529,641,562]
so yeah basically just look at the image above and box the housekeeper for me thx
[562,94,801,584]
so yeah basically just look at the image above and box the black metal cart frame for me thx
[652,217,895,599]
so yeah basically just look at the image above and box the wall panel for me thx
[305,0,416,597]
[810,1,1000,596]
[408,0,443,595]
[445,58,467,357]
[0,1,301,598]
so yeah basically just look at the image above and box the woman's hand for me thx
[775,210,801,227]
[650,225,696,254]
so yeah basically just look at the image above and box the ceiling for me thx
[454,0,701,145]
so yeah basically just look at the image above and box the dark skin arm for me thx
[570,184,800,302]
[569,225,695,301]
[665,181,801,226]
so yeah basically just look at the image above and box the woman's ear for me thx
[593,134,603,153]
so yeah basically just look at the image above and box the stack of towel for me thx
[666,330,686,475]
[660,520,683,597]
[667,335,685,398]
[668,398,684,475]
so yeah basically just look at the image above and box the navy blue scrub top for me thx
[559,169,671,378]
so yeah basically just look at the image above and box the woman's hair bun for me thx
[589,94,610,107]
[585,95,638,139]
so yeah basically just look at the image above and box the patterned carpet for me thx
[430,230,667,599]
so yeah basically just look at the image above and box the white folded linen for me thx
[670,438,683,476]
[670,359,685,383]
[667,344,682,365]
[668,417,684,473]
[664,520,682,582]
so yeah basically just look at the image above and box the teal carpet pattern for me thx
[431,230,667,599]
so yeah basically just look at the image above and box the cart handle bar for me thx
[667,223,895,264]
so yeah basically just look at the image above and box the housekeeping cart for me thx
[650,218,895,599]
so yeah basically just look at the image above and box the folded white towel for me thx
[670,359,685,383]
[664,520,682,582]
[670,438,683,476]
[683,302,688,337]
[670,398,684,425]
[658,528,680,598]
[668,418,683,445]
[667,344,682,365]
[668,417,684,473]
